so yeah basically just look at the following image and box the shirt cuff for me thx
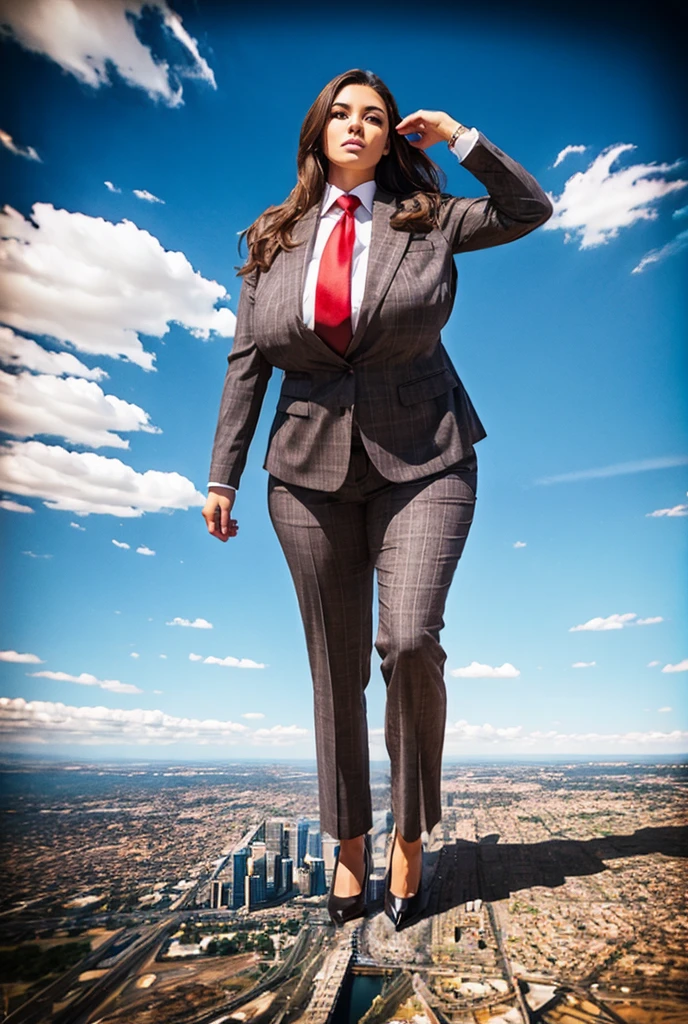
[208,482,237,491]
[450,126,479,162]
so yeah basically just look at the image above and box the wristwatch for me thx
[447,123,471,151]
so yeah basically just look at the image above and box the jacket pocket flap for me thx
[405,239,435,252]
[397,368,458,406]
[277,395,310,417]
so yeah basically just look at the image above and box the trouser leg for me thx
[267,472,374,840]
[367,462,477,842]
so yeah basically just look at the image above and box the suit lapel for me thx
[283,185,410,363]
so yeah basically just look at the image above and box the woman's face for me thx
[321,83,391,178]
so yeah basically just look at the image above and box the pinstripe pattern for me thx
[207,130,551,841]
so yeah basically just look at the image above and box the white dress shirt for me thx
[209,127,479,492]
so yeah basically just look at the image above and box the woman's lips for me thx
[342,140,364,149]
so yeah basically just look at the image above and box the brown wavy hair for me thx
[234,68,451,279]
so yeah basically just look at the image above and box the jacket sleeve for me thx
[438,130,553,255]
[208,267,273,490]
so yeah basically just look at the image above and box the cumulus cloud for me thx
[112,539,130,549]
[130,652,140,659]
[552,144,587,168]
[0,127,40,161]
[0,697,309,748]
[449,661,521,679]
[133,189,164,204]
[188,653,203,662]
[0,0,216,107]
[0,327,107,381]
[513,541,526,548]
[536,455,688,486]
[543,141,688,249]
[572,661,596,668]
[647,660,660,667]
[0,498,33,513]
[658,706,672,713]
[167,618,213,629]
[662,659,688,673]
[0,203,235,371]
[0,369,159,449]
[28,670,142,694]
[70,521,85,530]
[0,650,43,663]
[242,712,265,720]
[104,181,121,193]
[252,724,310,746]
[0,441,205,516]
[136,545,155,556]
[570,613,663,632]
[202,655,267,669]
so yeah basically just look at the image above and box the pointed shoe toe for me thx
[383,825,426,931]
[327,833,372,928]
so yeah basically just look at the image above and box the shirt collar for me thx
[320,178,377,218]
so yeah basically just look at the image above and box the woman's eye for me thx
[332,111,383,125]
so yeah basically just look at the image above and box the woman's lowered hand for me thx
[202,487,238,542]
[395,109,462,150]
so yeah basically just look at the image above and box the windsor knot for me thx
[335,194,362,215]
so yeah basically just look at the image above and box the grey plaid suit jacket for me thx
[208,130,553,492]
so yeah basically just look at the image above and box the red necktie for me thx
[314,194,362,355]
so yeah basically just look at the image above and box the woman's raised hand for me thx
[202,487,238,543]
[395,110,462,151]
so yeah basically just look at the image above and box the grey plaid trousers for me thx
[267,420,477,842]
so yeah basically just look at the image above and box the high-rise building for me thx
[307,826,322,860]
[279,857,293,895]
[231,848,249,910]
[245,872,262,911]
[296,865,311,895]
[248,843,267,903]
[289,819,310,869]
[308,857,327,896]
[209,880,228,909]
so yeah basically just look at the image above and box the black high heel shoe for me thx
[383,823,427,931]
[327,832,372,927]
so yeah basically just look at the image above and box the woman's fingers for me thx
[202,493,239,542]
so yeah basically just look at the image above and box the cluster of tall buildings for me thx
[209,817,339,911]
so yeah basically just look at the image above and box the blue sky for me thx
[0,1,686,760]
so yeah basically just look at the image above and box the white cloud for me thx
[647,660,660,667]
[159,655,167,660]
[633,229,688,274]
[569,613,662,632]
[0,127,40,161]
[28,670,141,694]
[112,539,130,549]
[658,706,672,713]
[188,653,203,661]
[104,181,121,193]
[647,493,688,517]
[242,712,265,719]
[536,455,688,485]
[513,540,527,548]
[0,327,107,381]
[133,189,164,204]
[167,618,213,629]
[130,652,140,659]
[0,0,216,107]
[0,650,43,663]
[202,655,267,669]
[0,369,159,449]
[543,141,688,248]
[136,546,155,556]
[0,203,235,371]
[552,144,587,168]
[0,697,291,747]
[0,441,205,517]
[70,521,85,531]
[0,498,34,513]
[572,661,596,668]
[22,549,51,558]
[662,659,688,674]
[449,661,521,679]
[252,724,310,746]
